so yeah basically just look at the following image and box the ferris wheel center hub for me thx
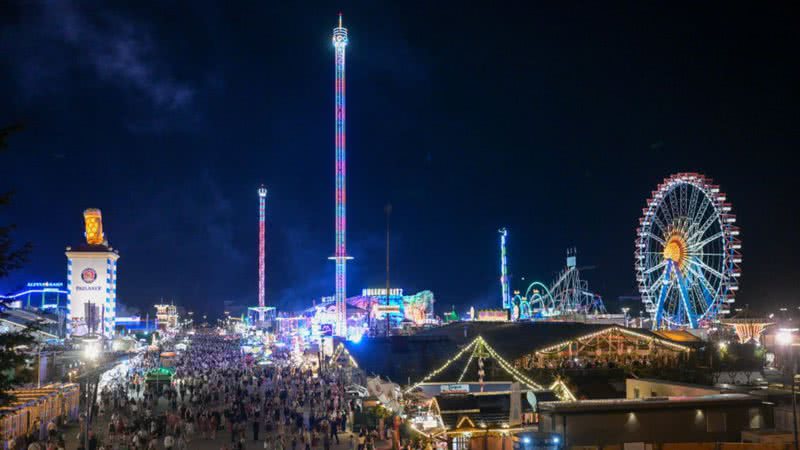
[663,237,687,269]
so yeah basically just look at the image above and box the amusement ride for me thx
[511,249,607,320]
[635,173,742,329]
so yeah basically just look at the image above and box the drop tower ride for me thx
[258,185,267,308]
[329,14,352,337]
[499,228,510,310]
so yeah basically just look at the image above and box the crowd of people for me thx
[4,329,438,450]
[79,332,372,450]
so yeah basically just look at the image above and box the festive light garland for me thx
[534,326,692,355]
[340,335,577,401]
[548,380,577,401]
[479,337,545,391]
[329,342,359,369]
[457,345,477,383]
[619,327,692,351]
[404,336,553,395]
[330,343,345,364]
[404,338,479,393]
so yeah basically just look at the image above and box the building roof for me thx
[632,378,719,391]
[345,335,457,383]
[65,243,119,254]
[344,322,693,384]
[722,308,771,323]
[651,330,702,343]
[0,384,79,417]
[568,375,626,399]
[0,308,60,340]
[538,393,760,414]
[434,391,554,430]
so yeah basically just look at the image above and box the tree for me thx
[0,124,35,406]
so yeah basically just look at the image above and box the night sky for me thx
[1,2,797,318]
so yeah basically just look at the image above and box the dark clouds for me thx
[2,1,196,131]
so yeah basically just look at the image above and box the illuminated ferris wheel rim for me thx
[635,172,742,328]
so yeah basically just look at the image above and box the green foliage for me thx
[373,405,393,419]
[0,331,34,405]
[353,405,393,429]
[712,342,763,371]
[0,124,36,406]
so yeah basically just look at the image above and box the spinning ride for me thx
[635,173,741,329]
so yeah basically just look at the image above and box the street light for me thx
[621,307,630,327]
[83,341,100,360]
[81,343,100,450]
[777,329,795,347]
[777,328,798,450]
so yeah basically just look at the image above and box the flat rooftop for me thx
[539,393,762,414]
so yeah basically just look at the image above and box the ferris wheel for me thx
[635,173,741,329]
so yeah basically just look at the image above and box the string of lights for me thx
[404,338,479,393]
[404,336,561,396]
[342,336,575,401]
[479,337,545,391]
[534,326,692,356]
[457,344,478,383]
[548,380,577,401]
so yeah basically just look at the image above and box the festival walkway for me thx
[62,415,391,450]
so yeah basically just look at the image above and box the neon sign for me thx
[362,288,403,297]
[26,282,64,288]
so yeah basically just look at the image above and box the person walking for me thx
[330,415,339,445]
[357,429,366,450]
[252,415,260,442]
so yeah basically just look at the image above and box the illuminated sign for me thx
[362,288,404,297]
[440,384,470,394]
[476,309,509,322]
[372,304,401,319]
[26,282,64,288]
[83,209,104,245]
[81,268,97,284]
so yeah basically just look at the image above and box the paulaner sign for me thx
[439,384,470,394]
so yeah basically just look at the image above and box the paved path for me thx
[61,416,391,450]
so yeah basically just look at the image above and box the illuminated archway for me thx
[524,281,555,313]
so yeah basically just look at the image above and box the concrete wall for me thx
[773,406,800,434]
[626,379,719,399]
[540,405,763,447]
[465,434,514,450]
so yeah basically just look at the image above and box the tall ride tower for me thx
[258,185,267,308]
[499,228,510,309]
[329,13,352,337]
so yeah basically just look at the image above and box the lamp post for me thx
[621,307,630,328]
[37,347,42,389]
[82,339,100,450]
[384,203,392,337]
[777,328,798,450]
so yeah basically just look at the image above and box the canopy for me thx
[145,367,175,383]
